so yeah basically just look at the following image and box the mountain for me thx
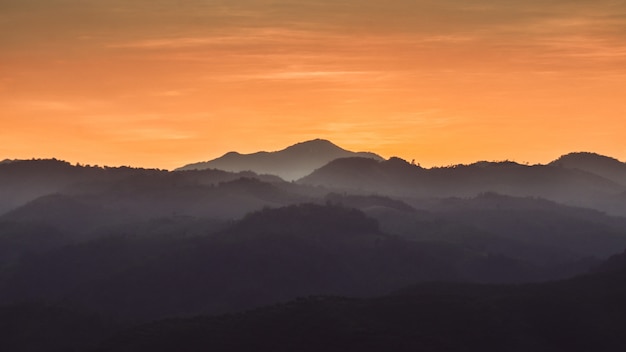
[1,203,571,323]
[0,159,287,216]
[355,192,626,269]
[94,251,626,352]
[0,302,117,352]
[298,156,626,214]
[551,152,626,187]
[4,243,626,352]
[176,139,384,181]
[1,189,626,351]
[0,159,86,215]
[1,194,129,235]
[409,193,626,260]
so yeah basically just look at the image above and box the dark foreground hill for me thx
[90,250,626,352]
[3,244,626,352]
[177,139,383,181]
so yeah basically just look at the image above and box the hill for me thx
[1,203,574,323]
[95,251,626,352]
[0,159,286,216]
[298,157,626,215]
[176,139,384,181]
[551,152,626,187]
[2,151,626,351]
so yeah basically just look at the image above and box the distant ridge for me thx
[550,152,626,186]
[298,154,626,214]
[0,159,284,216]
[176,139,384,181]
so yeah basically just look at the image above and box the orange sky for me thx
[1,0,625,169]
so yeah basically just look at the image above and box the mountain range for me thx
[4,236,626,351]
[93,249,626,352]
[176,139,383,181]
[176,139,626,213]
[2,139,626,351]
[299,156,626,215]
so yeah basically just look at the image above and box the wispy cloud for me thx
[232,70,382,82]
[152,89,195,97]
[3,0,626,168]
[75,113,201,141]
[107,28,323,49]
[19,100,79,111]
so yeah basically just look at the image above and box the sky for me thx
[1,0,625,169]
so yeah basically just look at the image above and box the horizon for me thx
[2,1,625,169]
[1,137,623,171]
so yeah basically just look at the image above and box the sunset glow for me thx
[2,0,625,169]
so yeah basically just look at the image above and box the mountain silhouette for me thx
[593,248,626,273]
[94,253,626,352]
[176,139,384,181]
[0,194,128,236]
[3,152,626,351]
[551,152,626,187]
[0,159,285,216]
[2,202,569,323]
[298,156,626,214]
[0,159,108,215]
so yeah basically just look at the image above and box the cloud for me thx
[152,89,195,97]
[7,0,624,72]
[73,113,202,141]
[232,70,383,82]
[2,0,626,168]
[18,100,79,111]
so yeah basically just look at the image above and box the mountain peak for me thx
[551,152,626,186]
[294,138,336,146]
[176,139,383,181]
[282,139,346,155]
[553,152,622,165]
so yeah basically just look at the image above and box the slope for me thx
[176,139,383,181]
